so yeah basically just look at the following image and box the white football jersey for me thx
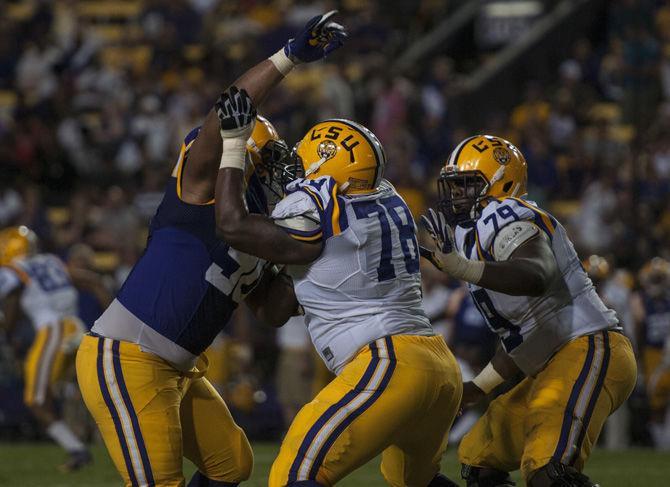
[0,254,78,330]
[454,197,619,375]
[272,177,434,374]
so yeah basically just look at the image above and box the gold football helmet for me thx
[291,119,386,194]
[582,255,611,283]
[246,115,291,199]
[247,115,282,169]
[639,257,670,297]
[438,135,527,225]
[0,226,38,265]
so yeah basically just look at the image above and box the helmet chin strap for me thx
[490,165,505,187]
[304,157,327,177]
[469,166,504,221]
[471,181,491,221]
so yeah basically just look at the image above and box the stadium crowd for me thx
[1,0,669,449]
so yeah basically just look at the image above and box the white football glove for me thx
[420,208,484,284]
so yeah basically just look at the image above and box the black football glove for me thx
[215,86,257,138]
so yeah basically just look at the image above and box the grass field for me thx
[0,443,669,486]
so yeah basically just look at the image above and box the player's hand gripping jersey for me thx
[271,176,433,373]
[453,197,620,375]
[92,127,269,371]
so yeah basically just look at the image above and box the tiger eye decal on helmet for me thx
[292,119,386,194]
[439,135,527,226]
[317,140,338,161]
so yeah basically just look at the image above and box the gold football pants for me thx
[269,334,462,487]
[459,330,637,481]
[24,317,83,407]
[644,347,670,412]
[76,334,252,487]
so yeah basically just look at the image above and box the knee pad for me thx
[528,461,600,487]
[186,471,239,486]
[428,472,460,487]
[461,464,516,487]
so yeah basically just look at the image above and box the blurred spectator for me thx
[66,243,113,330]
[0,184,22,228]
[621,23,661,127]
[87,186,141,251]
[446,284,496,371]
[662,45,670,101]
[421,257,455,341]
[600,37,626,102]
[547,90,577,153]
[524,132,559,203]
[275,316,312,427]
[571,176,618,254]
[0,0,668,447]
[510,82,550,134]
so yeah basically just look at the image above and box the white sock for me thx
[46,420,85,452]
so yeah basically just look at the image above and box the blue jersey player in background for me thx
[75,12,347,487]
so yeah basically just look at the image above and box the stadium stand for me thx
[0,0,669,454]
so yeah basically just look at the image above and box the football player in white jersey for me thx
[632,258,670,449]
[420,135,637,487]
[214,88,463,486]
[0,226,90,471]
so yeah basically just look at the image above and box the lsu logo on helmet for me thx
[291,119,386,194]
[438,134,527,225]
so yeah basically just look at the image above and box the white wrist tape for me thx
[219,137,247,170]
[440,251,485,284]
[472,362,505,394]
[269,48,295,76]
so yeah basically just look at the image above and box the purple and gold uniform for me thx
[76,128,267,486]
[639,292,670,413]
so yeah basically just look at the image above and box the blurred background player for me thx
[215,87,462,486]
[583,254,636,450]
[0,226,90,471]
[647,334,670,450]
[632,258,670,449]
[75,11,346,487]
[421,135,637,487]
